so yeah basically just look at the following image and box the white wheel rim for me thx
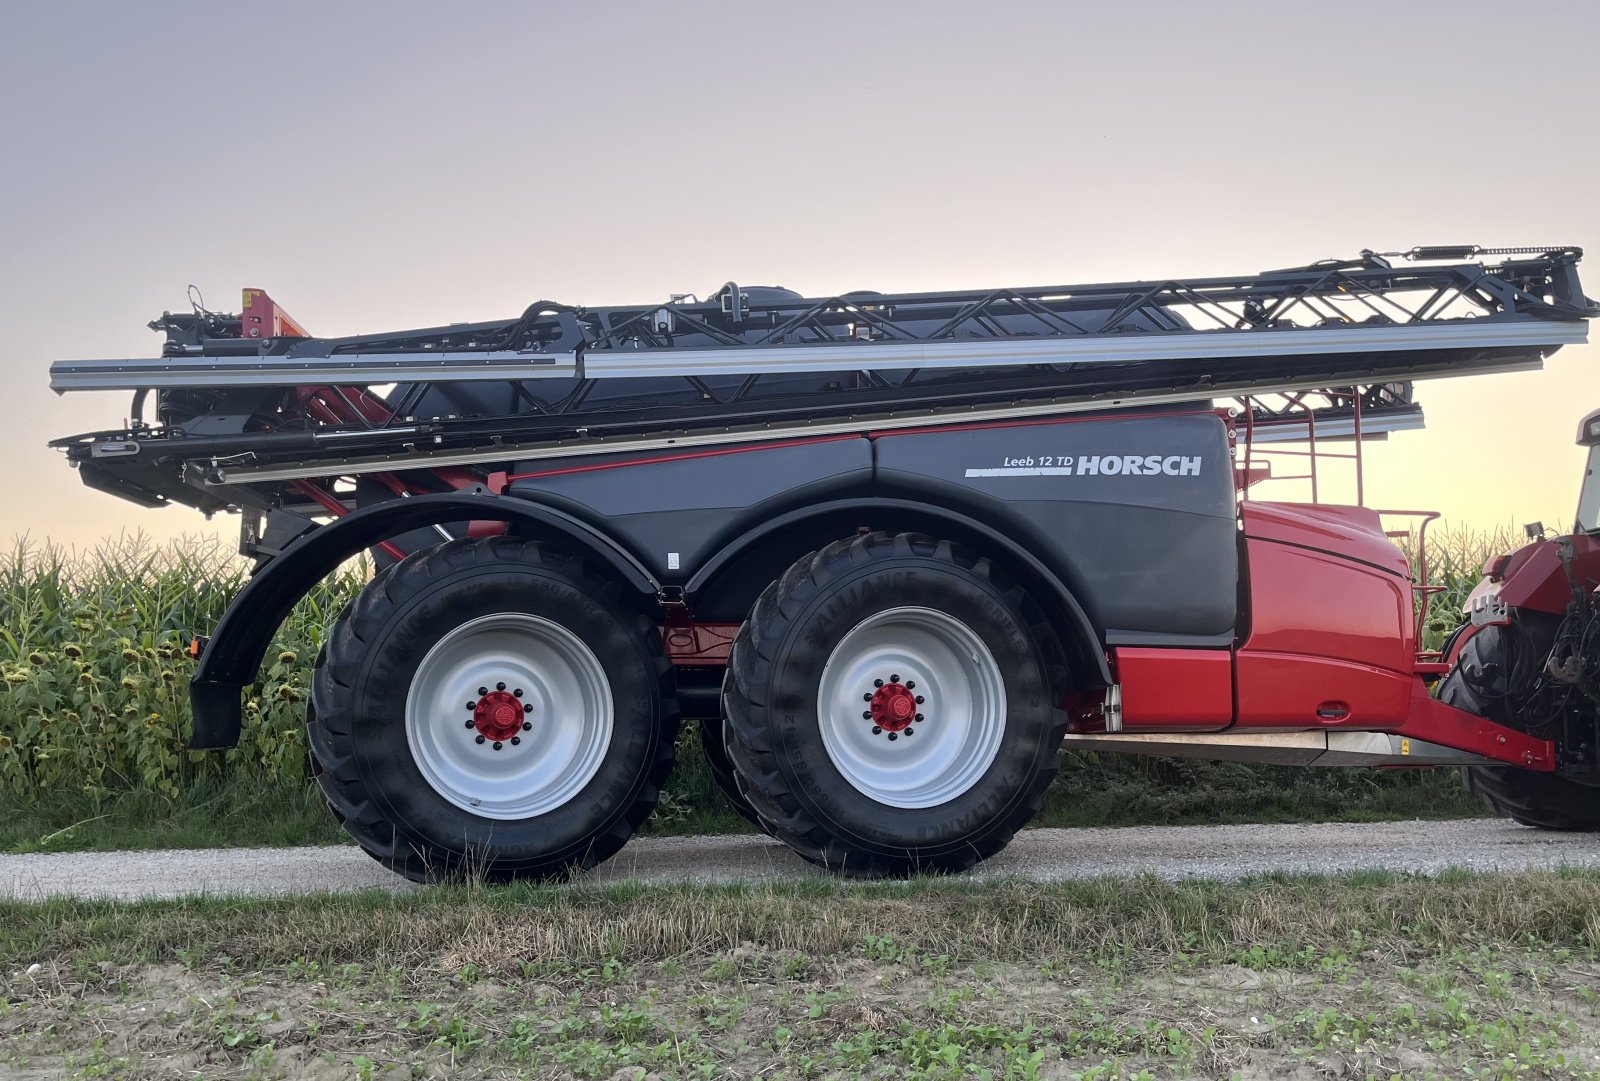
[817,606,1006,809]
[405,613,613,820]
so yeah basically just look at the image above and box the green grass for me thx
[5,868,1599,969]
[0,769,346,854]
[7,872,1598,1079]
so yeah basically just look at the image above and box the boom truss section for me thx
[47,247,1594,510]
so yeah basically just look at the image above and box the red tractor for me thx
[1434,408,1600,828]
[46,245,1600,879]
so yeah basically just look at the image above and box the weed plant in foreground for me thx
[3,870,1599,1079]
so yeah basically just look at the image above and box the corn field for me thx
[0,526,1512,801]
[1408,521,1520,653]
[0,535,363,798]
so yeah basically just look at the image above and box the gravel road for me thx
[4,818,1599,902]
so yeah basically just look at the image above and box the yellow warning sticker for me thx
[1401,738,1411,756]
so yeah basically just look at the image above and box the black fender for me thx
[684,497,1112,688]
[189,491,659,749]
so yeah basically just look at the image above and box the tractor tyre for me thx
[1440,622,1600,831]
[307,536,678,881]
[722,531,1071,876]
[697,707,763,828]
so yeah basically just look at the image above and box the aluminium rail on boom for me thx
[48,246,1596,490]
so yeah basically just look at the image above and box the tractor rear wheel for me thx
[308,536,678,881]
[1440,622,1600,831]
[722,532,1070,876]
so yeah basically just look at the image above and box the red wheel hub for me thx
[869,682,917,733]
[473,690,526,741]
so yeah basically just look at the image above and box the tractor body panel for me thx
[1478,532,1600,615]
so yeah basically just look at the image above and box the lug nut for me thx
[871,725,883,734]
[523,704,533,713]
[905,727,914,736]
[915,713,923,721]
[905,681,915,690]
[863,693,873,702]
[511,736,521,746]
[493,741,503,751]
[513,688,523,698]
[915,696,924,704]
[478,687,488,696]
[467,701,477,710]
[890,674,900,682]
[863,711,872,720]
[465,719,475,728]
[475,735,486,744]
[887,732,898,741]
[522,721,532,731]
[874,679,884,687]
[496,682,506,691]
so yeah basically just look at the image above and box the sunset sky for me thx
[3,1,1599,552]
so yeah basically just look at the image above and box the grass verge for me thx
[4,871,1599,1079]
[1,726,1488,854]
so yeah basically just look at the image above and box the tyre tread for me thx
[721,531,1071,877]
[307,538,679,882]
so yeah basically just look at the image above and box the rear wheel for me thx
[1441,622,1600,831]
[1460,766,1600,831]
[723,532,1070,876]
[698,706,762,827]
[308,536,678,881]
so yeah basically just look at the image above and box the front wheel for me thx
[722,532,1071,876]
[308,536,678,881]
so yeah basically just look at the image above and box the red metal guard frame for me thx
[1376,509,1447,670]
[1237,392,1366,505]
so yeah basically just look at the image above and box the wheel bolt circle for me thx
[471,688,528,742]
[866,680,918,735]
